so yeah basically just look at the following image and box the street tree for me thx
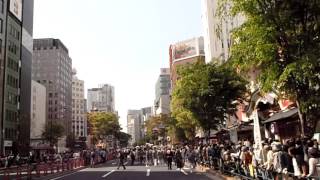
[171,97,198,140]
[219,0,320,136]
[116,131,131,147]
[88,112,121,142]
[42,121,64,145]
[172,61,247,137]
[144,114,170,142]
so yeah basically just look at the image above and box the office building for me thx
[0,0,34,155]
[72,69,87,138]
[30,80,46,146]
[127,107,151,144]
[32,38,73,141]
[154,68,170,115]
[169,36,205,89]
[201,0,245,63]
[87,84,115,112]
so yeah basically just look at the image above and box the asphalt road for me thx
[47,161,223,180]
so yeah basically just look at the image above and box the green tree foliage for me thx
[117,131,131,147]
[144,115,170,142]
[219,0,320,135]
[66,133,76,149]
[171,61,247,137]
[42,121,64,145]
[88,112,121,140]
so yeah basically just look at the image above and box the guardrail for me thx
[0,158,85,180]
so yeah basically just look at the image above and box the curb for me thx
[31,166,86,180]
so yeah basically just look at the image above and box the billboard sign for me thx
[172,39,197,60]
[10,0,23,21]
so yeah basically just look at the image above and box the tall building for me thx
[72,69,87,138]
[127,110,142,144]
[30,80,46,147]
[32,38,73,140]
[169,36,205,89]
[154,68,171,115]
[87,84,115,112]
[0,0,34,155]
[127,107,151,144]
[201,0,245,63]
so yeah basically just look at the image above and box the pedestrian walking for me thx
[90,151,95,168]
[130,150,135,166]
[166,149,174,170]
[117,150,126,170]
[175,150,183,170]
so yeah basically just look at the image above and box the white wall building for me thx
[201,0,245,63]
[30,80,46,143]
[87,84,115,112]
[72,69,87,138]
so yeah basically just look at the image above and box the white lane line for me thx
[50,171,80,180]
[180,169,188,175]
[146,169,151,176]
[102,170,115,178]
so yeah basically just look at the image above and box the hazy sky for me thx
[33,0,203,132]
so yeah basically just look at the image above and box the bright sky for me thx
[33,0,202,132]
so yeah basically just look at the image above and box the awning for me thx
[263,108,298,124]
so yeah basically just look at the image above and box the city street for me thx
[48,161,221,180]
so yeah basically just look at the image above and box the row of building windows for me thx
[5,128,16,139]
[72,120,84,123]
[72,131,84,137]
[72,87,83,91]
[7,74,18,88]
[7,58,19,72]
[9,24,20,40]
[48,113,58,119]
[6,92,17,105]
[8,40,19,55]
[72,110,84,114]
[6,109,17,122]
[48,100,58,105]
[72,125,84,129]
[72,81,83,86]
[48,92,59,98]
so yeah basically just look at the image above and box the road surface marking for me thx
[50,171,80,180]
[102,170,115,178]
[181,169,188,175]
[146,169,151,176]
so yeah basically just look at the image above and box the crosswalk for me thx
[78,165,197,178]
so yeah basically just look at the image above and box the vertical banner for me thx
[253,109,262,150]
[229,128,238,144]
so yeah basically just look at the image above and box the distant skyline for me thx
[33,0,203,132]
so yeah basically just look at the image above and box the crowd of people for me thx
[1,138,319,179]
[114,137,319,179]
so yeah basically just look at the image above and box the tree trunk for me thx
[296,100,305,137]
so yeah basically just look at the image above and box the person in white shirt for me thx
[288,147,302,178]
[306,148,319,179]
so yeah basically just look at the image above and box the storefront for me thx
[262,108,300,143]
